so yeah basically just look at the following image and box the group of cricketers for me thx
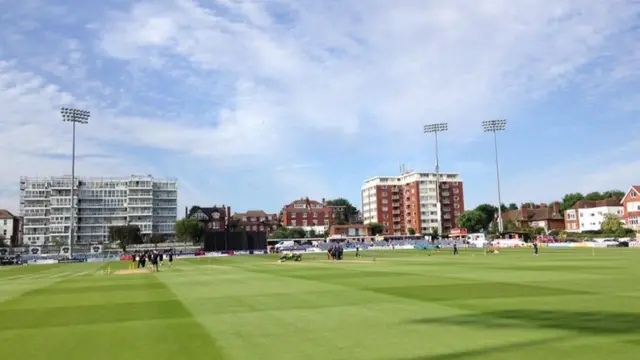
[130,250,174,271]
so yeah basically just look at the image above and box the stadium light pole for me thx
[61,107,90,257]
[482,119,506,234]
[424,123,448,238]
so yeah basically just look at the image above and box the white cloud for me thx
[505,138,640,205]
[1,0,640,215]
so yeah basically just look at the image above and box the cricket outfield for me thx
[1,248,639,360]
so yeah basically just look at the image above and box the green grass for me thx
[1,248,640,359]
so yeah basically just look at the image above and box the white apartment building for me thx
[564,206,624,232]
[20,175,177,246]
[361,171,463,235]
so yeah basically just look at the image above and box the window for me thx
[453,204,460,209]
[453,188,459,194]
[382,192,388,197]
[453,196,459,201]
[630,217,639,225]
[291,221,297,226]
[2,230,5,236]
[2,220,6,225]
[302,220,308,226]
[324,220,329,225]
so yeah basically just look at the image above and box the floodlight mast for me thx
[60,108,90,257]
[423,123,448,238]
[482,119,507,234]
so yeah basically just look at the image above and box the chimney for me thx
[185,206,188,218]
[552,202,559,215]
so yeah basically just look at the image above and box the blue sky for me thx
[1,0,640,216]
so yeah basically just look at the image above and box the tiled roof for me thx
[503,204,563,222]
[0,209,16,219]
[572,198,621,209]
[232,210,277,218]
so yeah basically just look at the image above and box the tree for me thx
[602,190,625,200]
[504,219,520,232]
[308,229,317,238]
[601,214,624,234]
[584,191,603,201]
[474,204,498,232]
[174,218,204,245]
[427,227,439,240]
[0,235,5,247]
[366,222,383,236]
[269,228,290,239]
[560,192,584,213]
[51,238,66,251]
[325,198,358,223]
[508,203,518,211]
[149,233,166,248]
[109,225,143,252]
[457,210,485,233]
[288,227,307,239]
[407,227,416,235]
[108,225,125,245]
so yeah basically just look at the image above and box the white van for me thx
[274,240,295,251]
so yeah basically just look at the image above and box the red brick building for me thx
[361,172,464,235]
[502,202,565,232]
[620,185,640,231]
[280,198,333,228]
[186,205,231,232]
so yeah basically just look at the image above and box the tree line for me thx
[559,190,625,213]
[457,189,630,237]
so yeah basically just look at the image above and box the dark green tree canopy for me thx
[457,210,485,233]
[325,198,358,224]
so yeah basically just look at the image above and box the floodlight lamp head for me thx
[424,122,449,133]
[482,119,507,132]
[60,107,91,124]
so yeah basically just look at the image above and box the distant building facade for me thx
[564,199,623,232]
[620,186,640,231]
[361,171,464,235]
[280,198,333,232]
[502,202,565,232]
[0,209,20,246]
[186,205,231,232]
[232,210,279,233]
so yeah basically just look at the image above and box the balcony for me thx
[392,210,400,215]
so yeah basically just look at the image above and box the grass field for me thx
[1,248,640,360]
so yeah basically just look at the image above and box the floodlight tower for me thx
[423,123,448,237]
[60,107,90,256]
[482,119,507,234]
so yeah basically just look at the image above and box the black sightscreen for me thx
[203,231,267,252]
